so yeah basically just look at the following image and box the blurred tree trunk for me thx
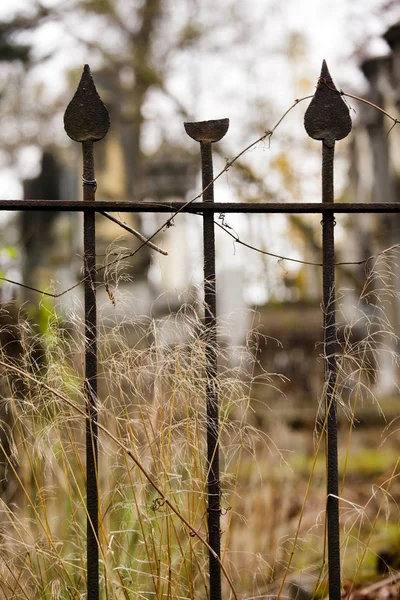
[126,0,161,197]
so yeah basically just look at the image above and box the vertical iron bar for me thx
[184,119,229,600]
[200,139,221,600]
[321,142,341,600]
[304,60,352,600]
[64,64,110,600]
[83,140,99,600]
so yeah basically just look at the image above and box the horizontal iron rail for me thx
[1,200,400,213]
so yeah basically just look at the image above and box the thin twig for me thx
[2,232,400,300]
[336,241,400,266]
[342,91,399,126]
[320,79,400,132]
[96,96,314,275]
[216,220,400,268]
[215,220,322,266]
[2,88,400,298]
[0,276,81,298]
[0,94,313,298]
[99,211,168,255]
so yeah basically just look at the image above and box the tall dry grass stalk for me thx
[0,273,286,599]
[274,249,400,598]
[1,248,400,599]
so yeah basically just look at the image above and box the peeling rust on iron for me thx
[64,64,110,143]
[184,119,229,143]
[304,60,352,148]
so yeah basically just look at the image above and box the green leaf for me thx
[4,246,17,259]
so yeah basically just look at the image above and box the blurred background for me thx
[2,0,400,597]
[1,0,400,401]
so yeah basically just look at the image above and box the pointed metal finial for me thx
[304,60,352,148]
[64,65,110,202]
[305,60,347,600]
[64,64,110,142]
[64,65,109,598]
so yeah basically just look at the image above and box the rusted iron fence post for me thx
[64,65,110,600]
[185,119,229,600]
[305,60,352,600]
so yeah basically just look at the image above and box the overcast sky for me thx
[1,0,399,183]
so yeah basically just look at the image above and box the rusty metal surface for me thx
[84,207,98,600]
[185,119,229,600]
[322,207,341,600]
[184,118,229,142]
[64,64,110,600]
[82,141,96,202]
[304,60,352,148]
[64,64,110,143]
[305,61,353,600]
[9,200,400,213]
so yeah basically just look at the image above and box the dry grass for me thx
[0,280,287,599]
[0,249,400,599]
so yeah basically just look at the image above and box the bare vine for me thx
[0,86,398,299]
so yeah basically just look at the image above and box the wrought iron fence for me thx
[2,61,400,600]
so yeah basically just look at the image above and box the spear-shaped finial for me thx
[64,65,110,600]
[64,64,110,203]
[304,60,352,148]
[64,64,110,143]
[304,61,349,600]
